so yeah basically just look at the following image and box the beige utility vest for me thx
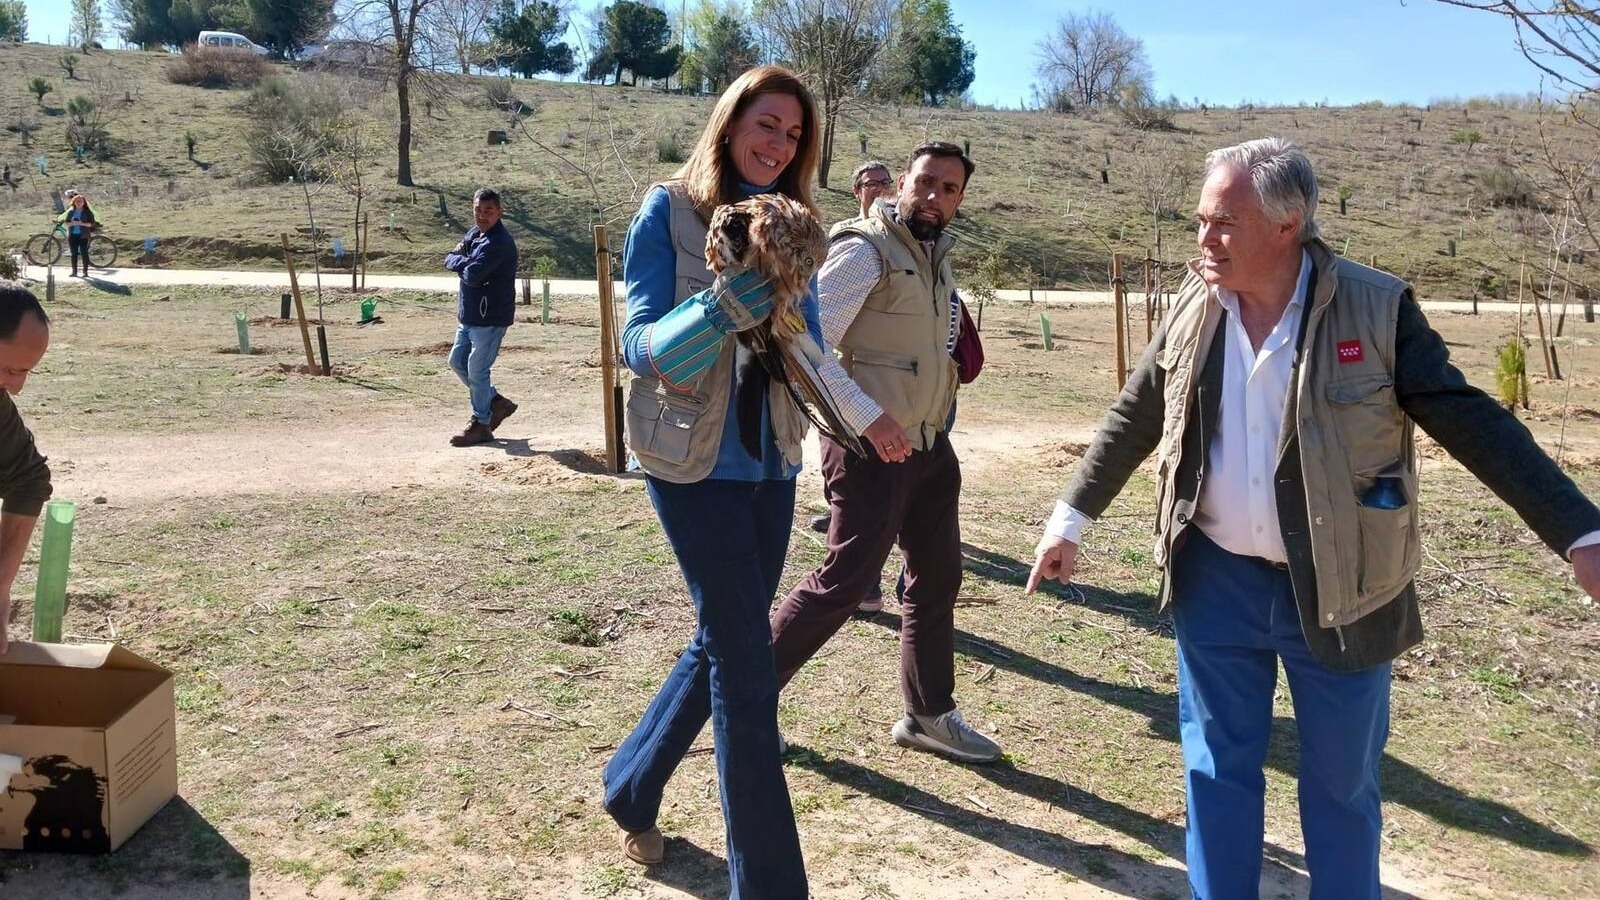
[623,181,809,483]
[1154,239,1421,626]
[832,206,960,451]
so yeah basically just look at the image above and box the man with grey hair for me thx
[1026,137,1600,898]
[847,160,894,222]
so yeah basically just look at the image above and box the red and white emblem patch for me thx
[1337,340,1364,363]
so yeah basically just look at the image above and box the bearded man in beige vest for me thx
[1027,137,1600,899]
[767,141,1000,763]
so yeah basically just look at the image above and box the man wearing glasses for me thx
[810,160,898,614]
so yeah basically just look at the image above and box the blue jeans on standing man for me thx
[448,324,507,424]
[1172,529,1390,900]
[603,476,807,899]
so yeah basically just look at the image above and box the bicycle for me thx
[25,221,118,269]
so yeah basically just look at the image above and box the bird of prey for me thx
[704,194,865,459]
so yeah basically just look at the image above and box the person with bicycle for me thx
[56,191,97,277]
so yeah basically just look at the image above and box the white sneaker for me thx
[891,708,1001,763]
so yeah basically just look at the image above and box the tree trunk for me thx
[397,73,414,186]
[819,102,835,189]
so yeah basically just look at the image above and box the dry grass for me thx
[0,280,1593,897]
[0,43,1595,301]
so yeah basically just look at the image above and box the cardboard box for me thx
[0,641,177,853]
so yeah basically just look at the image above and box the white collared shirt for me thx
[1044,252,1311,556]
[1188,251,1311,562]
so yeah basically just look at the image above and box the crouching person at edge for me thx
[598,66,877,899]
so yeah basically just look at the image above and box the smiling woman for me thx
[595,65,826,899]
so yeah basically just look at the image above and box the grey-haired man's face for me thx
[852,167,892,216]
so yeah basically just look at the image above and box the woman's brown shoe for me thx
[620,826,663,865]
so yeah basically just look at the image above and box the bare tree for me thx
[1034,9,1150,111]
[424,0,495,73]
[338,0,444,187]
[1129,137,1196,229]
[754,0,894,189]
[1435,1,1599,296]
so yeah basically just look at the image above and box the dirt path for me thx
[18,265,1527,313]
[39,409,1092,507]
[40,412,600,503]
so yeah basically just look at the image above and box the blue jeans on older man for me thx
[1172,529,1390,900]
[603,476,807,899]
[448,324,507,424]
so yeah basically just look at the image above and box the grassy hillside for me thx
[0,41,1594,298]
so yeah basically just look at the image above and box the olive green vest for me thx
[623,181,809,483]
[832,202,960,451]
[1153,238,1420,626]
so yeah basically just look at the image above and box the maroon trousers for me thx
[770,432,962,717]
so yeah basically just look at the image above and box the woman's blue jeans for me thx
[603,476,807,899]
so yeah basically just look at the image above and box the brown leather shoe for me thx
[449,419,495,447]
[620,826,663,865]
[489,393,518,431]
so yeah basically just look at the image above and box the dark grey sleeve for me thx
[0,395,51,517]
[1394,291,1600,556]
[1058,321,1171,517]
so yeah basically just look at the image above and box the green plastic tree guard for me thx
[541,281,551,325]
[235,313,251,355]
[32,500,76,642]
[1040,314,1054,351]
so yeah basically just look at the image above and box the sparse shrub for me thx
[65,95,111,158]
[1496,337,1528,409]
[0,253,19,281]
[484,78,514,109]
[1117,81,1178,131]
[1474,164,1537,208]
[185,130,198,158]
[1449,129,1482,150]
[166,43,269,88]
[26,77,50,105]
[655,131,684,164]
[549,608,604,647]
[245,76,345,181]
[58,53,77,80]
[5,110,40,147]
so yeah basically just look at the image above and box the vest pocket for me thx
[626,387,702,465]
[1356,503,1413,598]
[850,349,918,420]
[1325,372,1401,476]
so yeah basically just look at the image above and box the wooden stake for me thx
[1143,254,1154,341]
[1515,258,1526,343]
[281,232,319,374]
[1112,254,1127,387]
[1530,271,1555,380]
[595,226,623,473]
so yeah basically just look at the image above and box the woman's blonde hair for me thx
[676,65,819,217]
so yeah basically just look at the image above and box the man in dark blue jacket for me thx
[444,188,519,446]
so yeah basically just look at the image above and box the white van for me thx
[197,31,270,57]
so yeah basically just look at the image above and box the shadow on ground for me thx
[0,798,249,899]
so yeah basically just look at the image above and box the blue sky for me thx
[22,0,1556,108]
[948,0,1556,108]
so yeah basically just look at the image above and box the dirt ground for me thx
[0,281,1597,899]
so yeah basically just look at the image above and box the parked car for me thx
[299,40,387,70]
[197,30,270,57]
